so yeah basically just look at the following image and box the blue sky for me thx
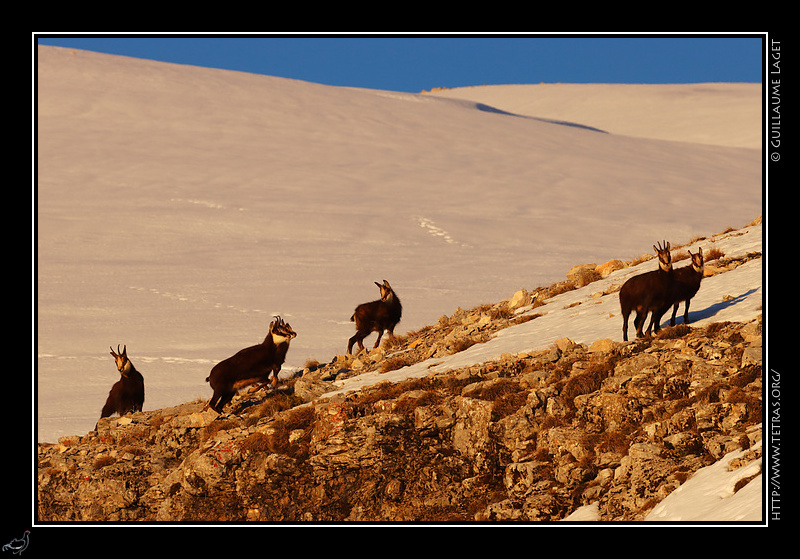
[35,34,764,93]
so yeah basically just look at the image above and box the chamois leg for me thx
[210,390,234,413]
[348,331,367,354]
[209,393,221,413]
[622,310,631,342]
[372,329,384,349]
[653,316,663,335]
[219,392,234,412]
[646,306,669,337]
[644,315,655,337]
[667,301,690,326]
[633,310,647,338]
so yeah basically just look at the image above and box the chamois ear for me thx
[375,281,382,289]
[383,280,392,289]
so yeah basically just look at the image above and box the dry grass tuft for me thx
[596,427,638,455]
[380,353,414,373]
[703,322,731,336]
[251,392,303,420]
[488,306,514,321]
[513,312,543,325]
[381,334,406,351]
[492,390,528,420]
[656,324,692,339]
[725,386,763,424]
[558,353,620,412]
[202,418,239,443]
[240,432,273,454]
[93,455,116,469]
[284,405,316,432]
[561,370,605,404]
[304,359,322,370]
[672,250,690,262]
[393,390,442,416]
[449,335,481,354]
[240,404,316,460]
[733,473,760,494]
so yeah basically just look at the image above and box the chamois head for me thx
[376,280,395,302]
[688,247,704,274]
[269,316,297,343]
[653,241,672,272]
[110,345,132,377]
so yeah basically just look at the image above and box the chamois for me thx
[100,345,145,420]
[662,247,705,327]
[619,241,674,341]
[206,316,297,413]
[347,280,402,354]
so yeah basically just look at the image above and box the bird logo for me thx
[2,531,29,555]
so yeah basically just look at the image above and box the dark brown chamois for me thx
[100,345,145,420]
[347,280,402,354]
[619,241,674,341]
[661,247,705,327]
[206,316,297,413]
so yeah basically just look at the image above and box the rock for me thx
[57,435,81,450]
[37,310,762,523]
[294,376,335,402]
[554,337,577,353]
[545,427,593,463]
[663,432,703,455]
[507,289,533,310]
[596,259,626,278]
[588,338,616,353]
[741,346,762,367]
[567,263,600,287]
[504,461,550,496]
[452,397,494,473]
[172,410,216,429]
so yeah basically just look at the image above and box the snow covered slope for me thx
[427,83,761,149]
[35,46,762,443]
[319,220,762,398]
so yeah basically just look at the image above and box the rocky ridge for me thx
[37,227,764,523]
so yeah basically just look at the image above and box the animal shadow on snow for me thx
[662,287,759,327]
